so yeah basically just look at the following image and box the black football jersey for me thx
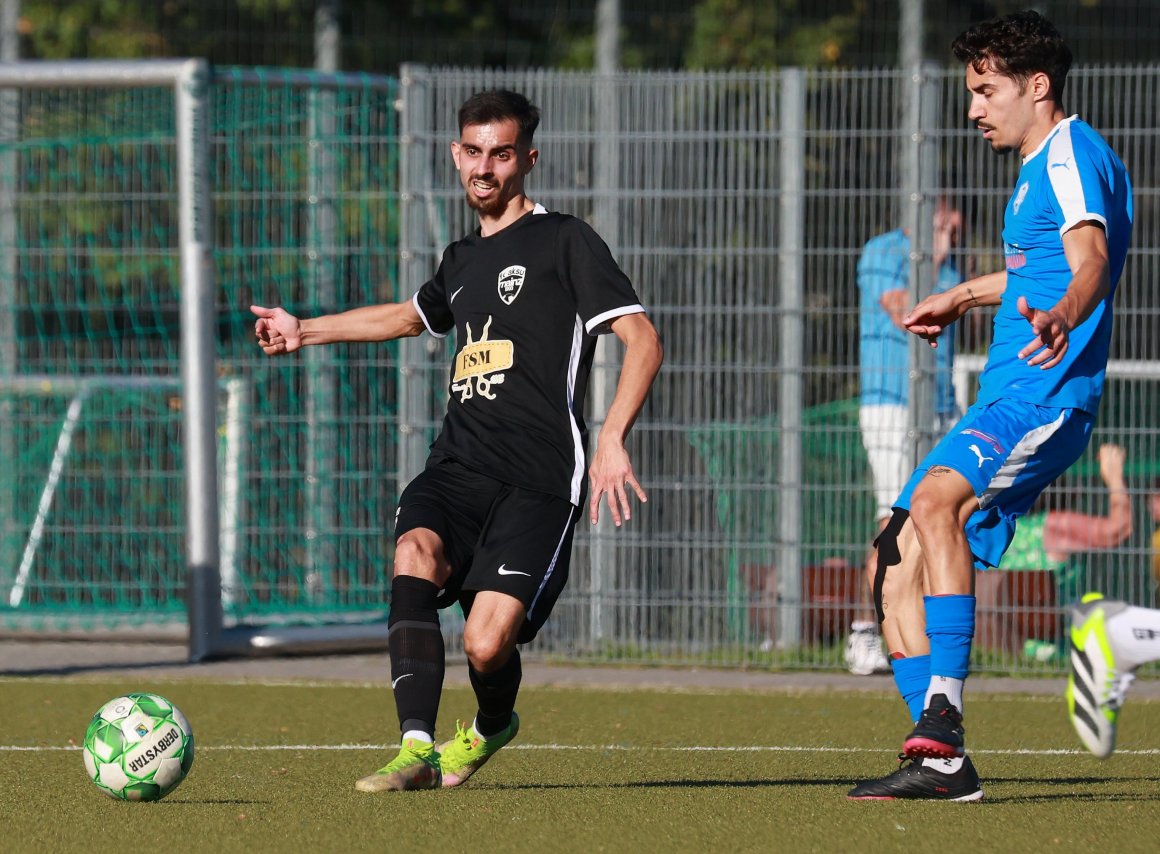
[413,206,645,504]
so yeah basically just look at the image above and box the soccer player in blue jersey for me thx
[848,10,1133,801]
[848,202,963,676]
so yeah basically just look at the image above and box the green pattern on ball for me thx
[180,744,196,774]
[133,695,171,717]
[81,692,194,802]
[123,781,162,802]
[85,720,124,763]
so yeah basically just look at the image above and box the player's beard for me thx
[464,180,506,217]
[979,125,1014,155]
[465,191,504,217]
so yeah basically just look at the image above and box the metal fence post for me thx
[906,62,941,465]
[176,59,223,662]
[776,68,805,651]
[588,5,621,647]
[305,74,339,600]
[0,0,19,596]
[397,65,437,486]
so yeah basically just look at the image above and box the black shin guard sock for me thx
[873,509,909,625]
[469,648,522,738]
[387,575,445,737]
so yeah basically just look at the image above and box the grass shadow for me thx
[472,777,856,791]
[1,660,192,678]
[980,773,1160,804]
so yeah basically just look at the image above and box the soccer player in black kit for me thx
[251,90,663,791]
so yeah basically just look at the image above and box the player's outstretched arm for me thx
[251,301,426,356]
[588,312,663,527]
[1017,221,1110,369]
[903,270,1005,347]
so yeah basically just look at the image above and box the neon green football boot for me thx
[437,712,520,788]
[1068,593,1136,759]
[354,738,441,792]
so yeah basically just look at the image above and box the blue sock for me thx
[925,594,975,681]
[891,654,931,723]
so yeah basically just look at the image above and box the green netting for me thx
[0,72,402,630]
[1,386,185,623]
[212,70,403,623]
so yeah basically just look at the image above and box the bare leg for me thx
[878,515,930,657]
[908,467,979,596]
[462,591,525,673]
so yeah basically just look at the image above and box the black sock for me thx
[469,648,521,738]
[387,575,444,738]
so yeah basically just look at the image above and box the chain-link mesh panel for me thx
[213,70,400,624]
[2,65,1158,675]
[0,85,184,629]
[0,71,401,631]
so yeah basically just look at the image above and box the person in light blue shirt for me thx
[858,204,963,523]
[849,10,1133,803]
[848,204,963,678]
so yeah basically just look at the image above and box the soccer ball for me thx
[82,692,194,801]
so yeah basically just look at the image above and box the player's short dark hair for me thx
[952,10,1073,103]
[457,90,540,147]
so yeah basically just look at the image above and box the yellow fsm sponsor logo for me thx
[453,340,514,381]
[452,315,511,402]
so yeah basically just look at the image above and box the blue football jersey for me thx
[976,117,1133,414]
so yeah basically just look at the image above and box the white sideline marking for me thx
[5,743,1160,756]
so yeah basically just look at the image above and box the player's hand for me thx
[903,291,957,348]
[1016,296,1069,369]
[588,441,647,527]
[251,304,303,355]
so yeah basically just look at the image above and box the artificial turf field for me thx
[3,678,1159,853]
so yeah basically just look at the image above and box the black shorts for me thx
[394,457,578,643]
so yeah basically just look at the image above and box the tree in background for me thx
[16,1,1160,72]
[685,0,860,69]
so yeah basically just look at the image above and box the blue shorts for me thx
[893,398,1094,569]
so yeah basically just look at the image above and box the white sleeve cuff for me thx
[585,304,645,335]
[412,292,448,338]
[1059,212,1107,238]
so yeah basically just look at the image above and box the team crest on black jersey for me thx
[498,265,526,305]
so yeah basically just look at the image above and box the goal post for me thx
[0,60,223,659]
[0,60,401,661]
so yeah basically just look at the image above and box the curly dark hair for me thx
[457,90,540,147]
[952,10,1073,103]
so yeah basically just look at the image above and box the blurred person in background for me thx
[985,443,1132,658]
[994,443,1132,600]
[847,200,964,676]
